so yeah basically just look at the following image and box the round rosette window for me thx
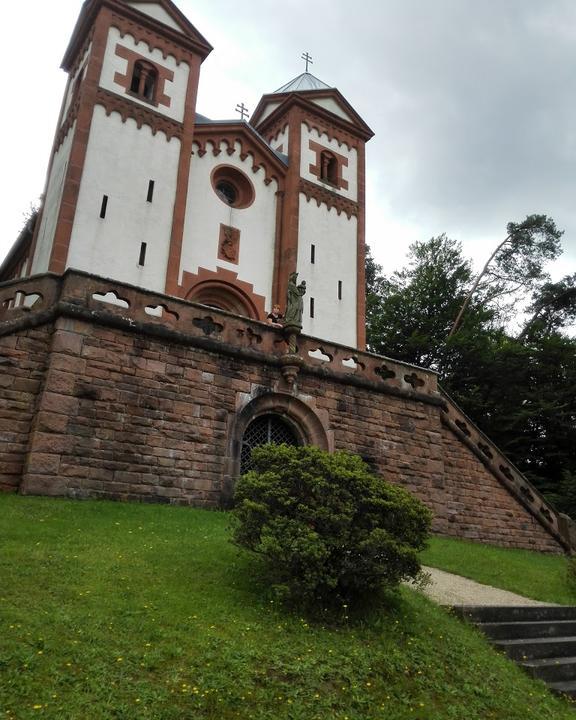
[211,165,255,209]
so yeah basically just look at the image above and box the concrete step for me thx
[546,680,576,700]
[493,636,576,661]
[453,605,576,623]
[521,655,576,684]
[480,620,576,640]
[455,604,576,701]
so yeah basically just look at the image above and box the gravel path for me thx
[418,566,552,607]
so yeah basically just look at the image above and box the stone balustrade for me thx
[0,270,438,400]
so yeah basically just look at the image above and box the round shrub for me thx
[232,444,431,612]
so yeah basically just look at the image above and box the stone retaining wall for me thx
[0,270,570,553]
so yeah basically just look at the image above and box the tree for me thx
[449,215,563,337]
[518,273,576,340]
[365,227,576,516]
[366,235,493,370]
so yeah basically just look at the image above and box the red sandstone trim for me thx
[163,52,202,295]
[298,178,359,219]
[180,265,266,320]
[265,121,289,146]
[26,29,95,276]
[217,224,240,264]
[211,165,256,209]
[95,87,182,140]
[275,106,302,309]
[48,10,112,274]
[307,139,349,191]
[113,43,173,108]
[252,89,373,144]
[192,124,287,188]
[62,0,212,72]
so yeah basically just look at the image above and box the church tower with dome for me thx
[2,0,373,349]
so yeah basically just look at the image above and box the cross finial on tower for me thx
[301,52,313,73]
[235,102,249,121]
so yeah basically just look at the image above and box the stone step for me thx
[546,680,576,700]
[452,605,576,623]
[480,620,576,640]
[493,636,576,661]
[521,656,576,683]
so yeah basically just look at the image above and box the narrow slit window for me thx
[310,297,315,318]
[147,180,155,203]
[338,280,342,300]
[100,195,108,219]
[138,242,147,266]
[310,244,315,264]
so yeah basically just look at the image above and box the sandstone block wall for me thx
[0,270,570,554]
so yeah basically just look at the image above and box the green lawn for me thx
[0,494,574,719]
[422,535,576,605]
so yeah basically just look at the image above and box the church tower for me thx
[251,72,374,348]
[27,0,212,293]
[13,1,373,350]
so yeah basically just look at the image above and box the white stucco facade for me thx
[100,27,189,122]
[31,125,76,274]
[257,101,281,124]
[61,46,91,125]
[14,2,370,352]
[296,197,358,348]
[66,105,180,291]
[181,141,279,305]
[310,97,353,123]
[128,2,182,31]
[300,124,358,202]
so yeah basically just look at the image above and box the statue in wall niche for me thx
[284,272,306,329]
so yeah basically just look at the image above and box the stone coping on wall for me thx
[0,270,439,403]
[1,269,574,551]
[439,389,574,552]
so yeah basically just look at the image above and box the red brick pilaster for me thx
[274,107,302,308]
[47,11,111,273]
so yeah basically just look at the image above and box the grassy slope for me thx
[0,495,574,720]
[421,536,575,605]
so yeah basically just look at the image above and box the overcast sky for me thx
[2,0,575,284]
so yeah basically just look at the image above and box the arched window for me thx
[187,280,260,320]
[130,61,158,103]
[320,151,338,185]
[240,414,299,474]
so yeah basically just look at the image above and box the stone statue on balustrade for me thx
[284,272,306,330]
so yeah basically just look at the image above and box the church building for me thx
[1,0,372,349]
[1,0,574,556]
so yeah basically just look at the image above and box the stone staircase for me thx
[453,605,576,699]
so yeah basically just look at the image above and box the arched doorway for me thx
[240,413,300,474]
[220,392,332,507]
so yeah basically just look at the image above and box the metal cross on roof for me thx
[235,102,249,121]
[301,52,313,72]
